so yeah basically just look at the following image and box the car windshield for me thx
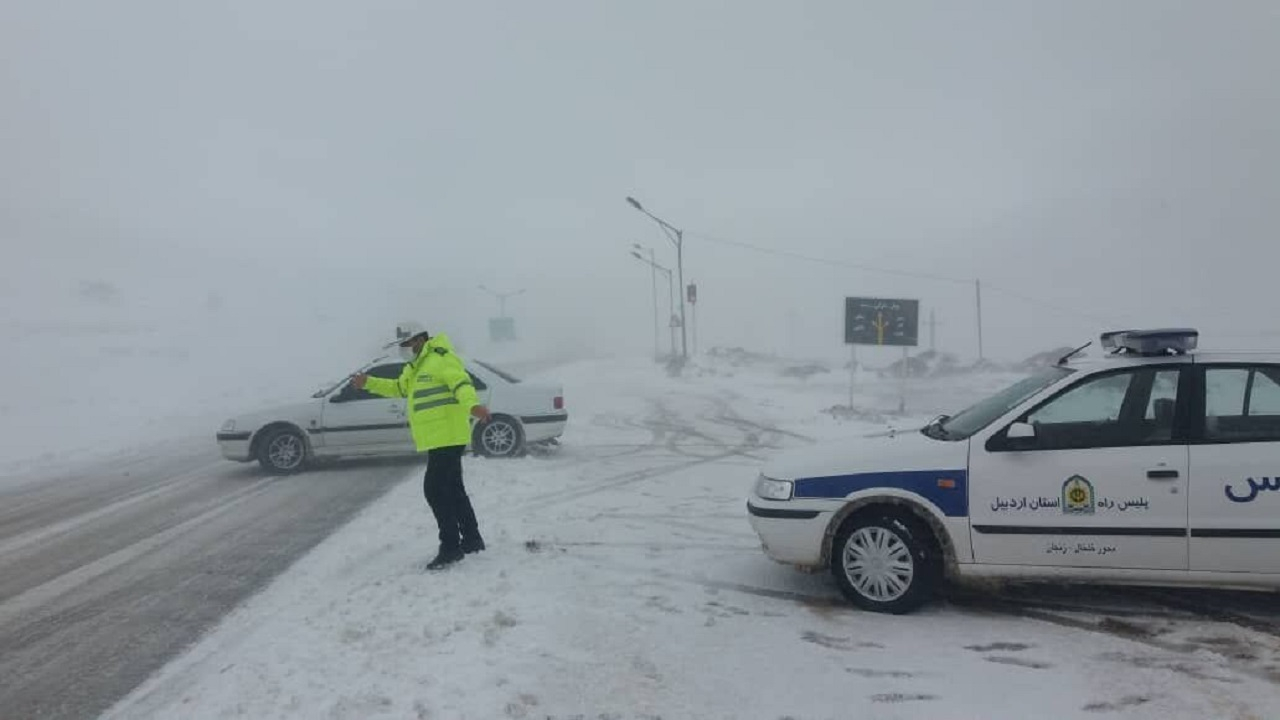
[311,358,388,398]
[313,373,359,399]
[927,366,1073,440]
[475,360,521,384]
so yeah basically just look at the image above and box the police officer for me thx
[353,323,490,569]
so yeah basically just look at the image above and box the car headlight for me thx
[220,419,236,432]
[755,474,793,501]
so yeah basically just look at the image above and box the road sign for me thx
[488,317,516,342]
[687,283,697,304]
[845,297,919,346]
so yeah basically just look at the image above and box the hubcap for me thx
[268,434,303,469]
[482,421,516,455]
[843,526,914,603]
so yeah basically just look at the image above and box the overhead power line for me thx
[685,231,974,286]
[980,284,1120,326]
[685,229,1116,327]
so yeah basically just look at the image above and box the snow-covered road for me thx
[97,357,1280,720]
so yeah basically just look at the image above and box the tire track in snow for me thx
[517,451,745,513]
[948,592,1280,687]
[516,393,769,512]
[549,549,848,608]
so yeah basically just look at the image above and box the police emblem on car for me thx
[1062,475,1095,515]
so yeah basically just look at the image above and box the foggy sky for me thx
[5,0,1280,362]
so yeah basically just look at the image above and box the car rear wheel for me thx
[830,510,939,614]
[257,427,309,474]
[476,416,524,457]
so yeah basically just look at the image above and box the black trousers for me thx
[423,445,480,551]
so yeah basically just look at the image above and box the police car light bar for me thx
[1099,330,1137,351]
[1101,328,1198,356]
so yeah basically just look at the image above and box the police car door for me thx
[968,364,1190,570]
[319,363,411,451]
[1190,363,1280,574]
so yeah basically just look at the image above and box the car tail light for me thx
[553,396,564,410]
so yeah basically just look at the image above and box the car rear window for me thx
[475,361,521,384]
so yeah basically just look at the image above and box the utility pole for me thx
[630,250,676,358]
[692,301,698,355]
[633,243,660,360]
[676,227,686,359]
[928,309,938,352]
[975,279,985,361]
[687,281,698,356]
[668,285,678,358]
[626,196,688,359]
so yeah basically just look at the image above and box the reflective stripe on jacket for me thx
[364,333,478,451]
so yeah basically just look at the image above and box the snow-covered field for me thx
[101,355,1280,720]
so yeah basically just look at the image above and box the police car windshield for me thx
[933,366,1072,440]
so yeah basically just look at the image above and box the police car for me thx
[748,329,1280,613]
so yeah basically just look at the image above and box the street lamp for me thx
[478,285,525,318]
[626,196,687,358]
[629,249,676,358]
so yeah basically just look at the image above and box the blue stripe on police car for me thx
[792,470,969,517]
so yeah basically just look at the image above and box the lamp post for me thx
[632,243,660,361]
[478,285,525,318]
[630,250,676,358]
[626,196,687,359]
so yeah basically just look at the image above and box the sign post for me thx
[848,344,857,409]
[844,297,920,413]
[488,317,516,342]
[900,346,909,414]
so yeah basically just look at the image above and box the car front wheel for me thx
[257,427,309,474]
[830,510,939,614]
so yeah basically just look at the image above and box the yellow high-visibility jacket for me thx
[365,334,478,451]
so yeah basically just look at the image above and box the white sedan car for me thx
[749,328,1280,613]
[217,357,567,473]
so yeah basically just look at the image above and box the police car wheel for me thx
[831,511,939,614]
[476,416,524,457]
[257,427,308,474]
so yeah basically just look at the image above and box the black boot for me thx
[461,536,486,554]
[426,547,464,570]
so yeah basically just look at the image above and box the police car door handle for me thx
[1146,469,1179,480]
